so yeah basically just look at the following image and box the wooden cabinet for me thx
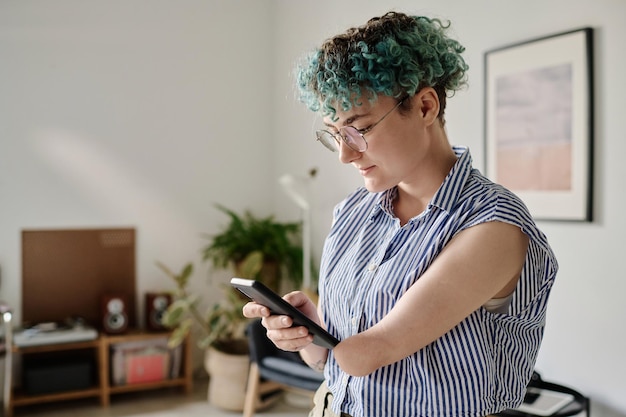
[9,331,192,417]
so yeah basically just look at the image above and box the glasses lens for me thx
[316,131,339,152]
[342,127,367,152]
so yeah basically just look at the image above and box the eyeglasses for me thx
[315,98,405,153]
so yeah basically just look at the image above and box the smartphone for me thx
[230,277,339,349]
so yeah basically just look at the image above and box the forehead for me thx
[322,98,377,126]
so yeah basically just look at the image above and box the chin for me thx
[363,181,390,193]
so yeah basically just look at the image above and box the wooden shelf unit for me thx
[9,331,192,416]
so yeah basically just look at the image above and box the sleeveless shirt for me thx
[319,146,558,417]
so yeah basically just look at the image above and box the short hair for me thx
[296,12,469,122]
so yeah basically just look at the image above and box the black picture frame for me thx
[484,28,594,222]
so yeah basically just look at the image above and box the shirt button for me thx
[368,263,377,271]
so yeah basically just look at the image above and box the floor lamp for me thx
[279,171,315,297]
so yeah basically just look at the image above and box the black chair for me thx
[242,319,324,417]
[496,372,590,417]
[0,302,13,417]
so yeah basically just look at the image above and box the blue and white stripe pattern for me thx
[319,146,558,417]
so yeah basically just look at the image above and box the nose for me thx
[338,138,360,164]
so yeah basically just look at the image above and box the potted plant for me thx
[202,204,303,292]
[158,253,262,411]
[158,261,252,353]
[158,206,304,410]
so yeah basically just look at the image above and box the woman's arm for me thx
[299,303,329,371]
[333,220,529,376]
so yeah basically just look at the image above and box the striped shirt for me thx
[318,146,558,417]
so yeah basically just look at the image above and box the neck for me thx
[394,132,457,224]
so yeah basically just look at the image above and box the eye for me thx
[353,125,372,134]
[351,119,375,133]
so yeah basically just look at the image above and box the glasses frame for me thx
[315,98,405,153]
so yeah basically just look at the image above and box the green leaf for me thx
[178,262,193,287]
[155,261,177,280]
[237,251,264,278]
[161,299,189,327]
[167,318,192,348]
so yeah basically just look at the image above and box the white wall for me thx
[0,0,275,319]
[0,0,276,370]
[1,0,625,413]
[271,0,626,414]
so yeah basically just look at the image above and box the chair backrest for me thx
[246,319,324,389]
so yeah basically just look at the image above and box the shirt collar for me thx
[429,146,472,213]
[373,146,473,218]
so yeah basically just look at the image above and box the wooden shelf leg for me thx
[184,334,193,395]
[98,337,110,407]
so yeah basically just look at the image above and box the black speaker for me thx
[145,292,172,331]
[101,294,129,334]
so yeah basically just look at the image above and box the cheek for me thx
[369,133,412,164]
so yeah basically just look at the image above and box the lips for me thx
[357,165,375,176]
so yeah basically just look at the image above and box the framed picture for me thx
[485,28,594,221]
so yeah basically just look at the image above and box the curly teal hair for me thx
[296,12,469,122]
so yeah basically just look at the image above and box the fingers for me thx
[242,301,270,318]
[260,315,313,352]
[265,321,314,351]
[282,291,320,323]
[242,302,305,333]
[282,291,310,308]
[241,292,317,352]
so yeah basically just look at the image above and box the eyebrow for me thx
[323,112,367,129]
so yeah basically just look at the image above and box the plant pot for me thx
[204,345,250,411]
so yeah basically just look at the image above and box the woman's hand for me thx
[243,290,330,371]
[242,291,317,351]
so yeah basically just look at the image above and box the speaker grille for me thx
[99,230,134,248]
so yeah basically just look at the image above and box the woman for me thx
[244,11,557,417]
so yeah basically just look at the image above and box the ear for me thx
[414,87,440,126]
